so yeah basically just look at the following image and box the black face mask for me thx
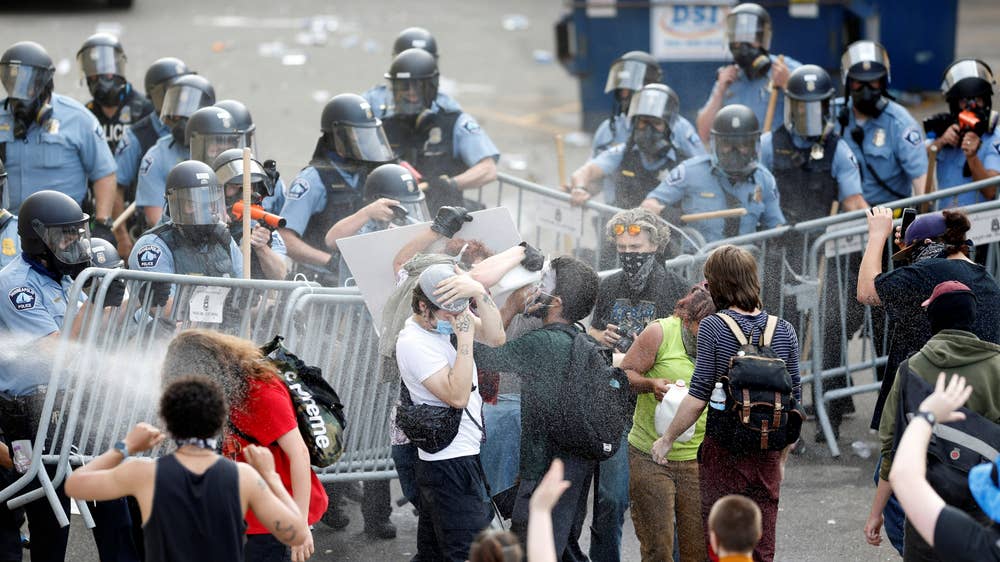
[89,76,127,107]
[633,126,671,156]
[731,44,770,80]
[850,84,886,117]
[619,251,657,290]
[8,98,40,139]
[170,118,188,146]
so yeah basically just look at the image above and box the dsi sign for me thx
[650,1,736,61]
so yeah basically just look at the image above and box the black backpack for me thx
[708,313,804,454]
[544,324,632,461]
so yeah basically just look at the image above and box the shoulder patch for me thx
[903,128,922,147]
[137,244,162,268]
[665,164,685,185]
[287,178,310,200]
[138,154,154,176]
[8,287,36,311]
[993,141,1000,156]
[461,117,481,134]
[114,133,130,156]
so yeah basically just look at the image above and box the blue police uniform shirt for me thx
[592,113,630,157]
[114,113,169,188]
[718,55,801,132]
[280,154,364,237]
[128,228,243,277]
[0,215,20,269]
[362,85,462,118]
[262,177,286,215]
[840,98,928,205]
[0,255,76,395]
[646,155,785,242]
[759,130,863,202]
[449,112,500,168]
[0,93,117,212]
[134,136,188,209]
[935,130,1000,208]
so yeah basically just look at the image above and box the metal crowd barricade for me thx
[0,269,317,527]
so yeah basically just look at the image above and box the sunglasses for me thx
[612,223,645,236]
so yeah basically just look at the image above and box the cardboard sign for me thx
[338,207,522,331]
[650,1,736,61]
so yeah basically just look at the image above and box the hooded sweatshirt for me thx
[878,329,1000,480]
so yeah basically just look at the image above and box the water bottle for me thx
[709,382,726,411]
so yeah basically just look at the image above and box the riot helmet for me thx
[784,64,835,139]
[386,48,440,116]
[392,27,438,59]
[17,190,92,277]
[186,106,242,165]
[214,99,255,150]
[627,84,679,155]
[76,33,128,107]
[604,50,662,118]
[165,160,227,232]
[212,148,271,207]
[144,57,192,114]
[726,3,772,79]
[364,163,430,224]
[710,104,760,177]
[160,74,215,146]
[89,237,123,269]
[0,41,55,138]
[320,93,394,164]
[841,40,891,116]
[941,58,996,118]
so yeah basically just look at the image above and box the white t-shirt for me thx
[395,317,484,461]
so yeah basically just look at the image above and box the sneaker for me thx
[364,520,398,540]
[321,508,350,530]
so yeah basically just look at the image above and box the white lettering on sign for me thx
[650,1,735,61]
[188,286,230,323]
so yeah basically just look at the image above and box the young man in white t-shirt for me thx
[396,263,505,561]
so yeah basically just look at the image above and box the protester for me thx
[65,376,308,562]
[708,495,764,562]
[527,459,573,562]
[888,374,1000,562]
[467,530,522,562]
[161,330,327,562]
[652,244,800,562]
[621,282,715,561]
[866,281,1000,559]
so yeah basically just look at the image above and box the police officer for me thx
[927,59,1000,208]
[592,50,663,157]
[643,104,785,243]
[215,99,286,214]
[0,157,19,269]
[135,74,215,227]
[0,41,118,245]
[362,27,462,119]
[696,3,799,142]
[77,33,154,154]
[568,83,705,209]
[381,48,499,215]
[278,93,394,286]
[186,106,242,165]
[129,160,242,278]
[213,148,289,280]
[0,190,135,562]
[838,40,927,205]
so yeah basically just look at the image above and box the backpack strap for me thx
[762,315,779,347]
[715,312,749,346]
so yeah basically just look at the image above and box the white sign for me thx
[823,217,868,258]
[338,207,522,330]
[968,207,1000,245]
[188,286,230,324]
[536,198,584,238]
[650,1,736,61]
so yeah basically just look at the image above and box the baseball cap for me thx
[921,280,973,307]
[969,458,1000,523]
[892,212,947,261]
[418,263,469,313]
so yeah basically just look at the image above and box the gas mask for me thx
[88,75,126,107]
[850,82,887,117]
[633,125,671,157]
[7,96,49,140]
[169,117,188,146]
[731,43,770,80]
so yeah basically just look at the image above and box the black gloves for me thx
[149,282,171,308]
[519,242,545,272]
[431,206,473,238]
[262,159,280,195]
[324,254,340,274]
[91,219,117,247]
[103,277,126,308]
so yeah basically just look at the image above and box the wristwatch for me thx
[97,217,114,229]
[113,440,130,460]
[914,410,937,426]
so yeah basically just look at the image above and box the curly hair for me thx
[939,209,972,257]
[468,529,522,562]
[674,281,717,326]
[444,238,494,267]
[605,207,671,248]
[161,329,277,406]
[159,375,228,440]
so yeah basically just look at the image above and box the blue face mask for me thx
[435,320,454,336]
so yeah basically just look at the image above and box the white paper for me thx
[188,286,231,324]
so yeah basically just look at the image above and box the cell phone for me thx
[899,207,917,248]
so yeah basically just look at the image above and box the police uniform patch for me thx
[139,154,154,176]
[137,245,162,268]
[1,238,14,256]
[903,128,922,147]
[665,164,685,185]
[287,179,310,200]
[993,141,1000,156]
[8,287,36,311]
[115,133,129,156]
[462,119,481,134]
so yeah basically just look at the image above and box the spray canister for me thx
[709,382,727,411]
[11,440,32,473]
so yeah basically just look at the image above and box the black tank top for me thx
[143,454,246,562]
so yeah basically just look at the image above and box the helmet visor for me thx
[166,184,226,226]
[215,156,267,190]
[390,77,437,115]
[190,133,245,165]
[77,45,126,78]
[942,59,995,97]
[32,220,92,265]
[398,199,431,225]
[784,98,827,138]
[604,60,654,93]
[711,132,760,175]
[333,125,395,163]
[160,84,212,120]
[0,63,52,102]
[841,41,890,82]
[627,87,679,124]
[726,12,771,49]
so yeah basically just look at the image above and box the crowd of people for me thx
[0,2,999,561]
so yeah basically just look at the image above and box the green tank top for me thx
[626,316,707,461]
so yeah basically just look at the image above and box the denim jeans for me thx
[512,454,595,561]
[479,394,521,494]
[590,434,630,562]
[875,456,905,556]
[392,443,420,509]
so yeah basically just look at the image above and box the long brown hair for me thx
[940,209,972,257]
[703,245,761,311]
[161,329,277,405]
[674,282,717,326]
[468,529,522,562]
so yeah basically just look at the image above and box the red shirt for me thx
[223,377,328,534]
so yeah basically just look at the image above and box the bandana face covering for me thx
[912,241,948,264]
[620,251,657,291]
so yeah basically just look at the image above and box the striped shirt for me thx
[688,310,801,402]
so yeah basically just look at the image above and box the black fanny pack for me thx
[396,383,483,454]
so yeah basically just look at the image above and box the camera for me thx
[614,327,636,353]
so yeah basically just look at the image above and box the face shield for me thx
[784,98,828,138]
[166,184,226,226]
[190,132,244,165]
[725,12,771,50]
[77,45,125,79]
[711,132,760,176]
[627,86,679,125]
[160,84,212,120]
[218,158,270,206]
[604,60,654,93]
[396,197,431,225]
[332,123,395,163]
[390,76,437,116]
[841,41,890,82]
[31,219,92,265]
[0,63,53,102]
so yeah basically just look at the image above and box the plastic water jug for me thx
[654,380,695,442]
